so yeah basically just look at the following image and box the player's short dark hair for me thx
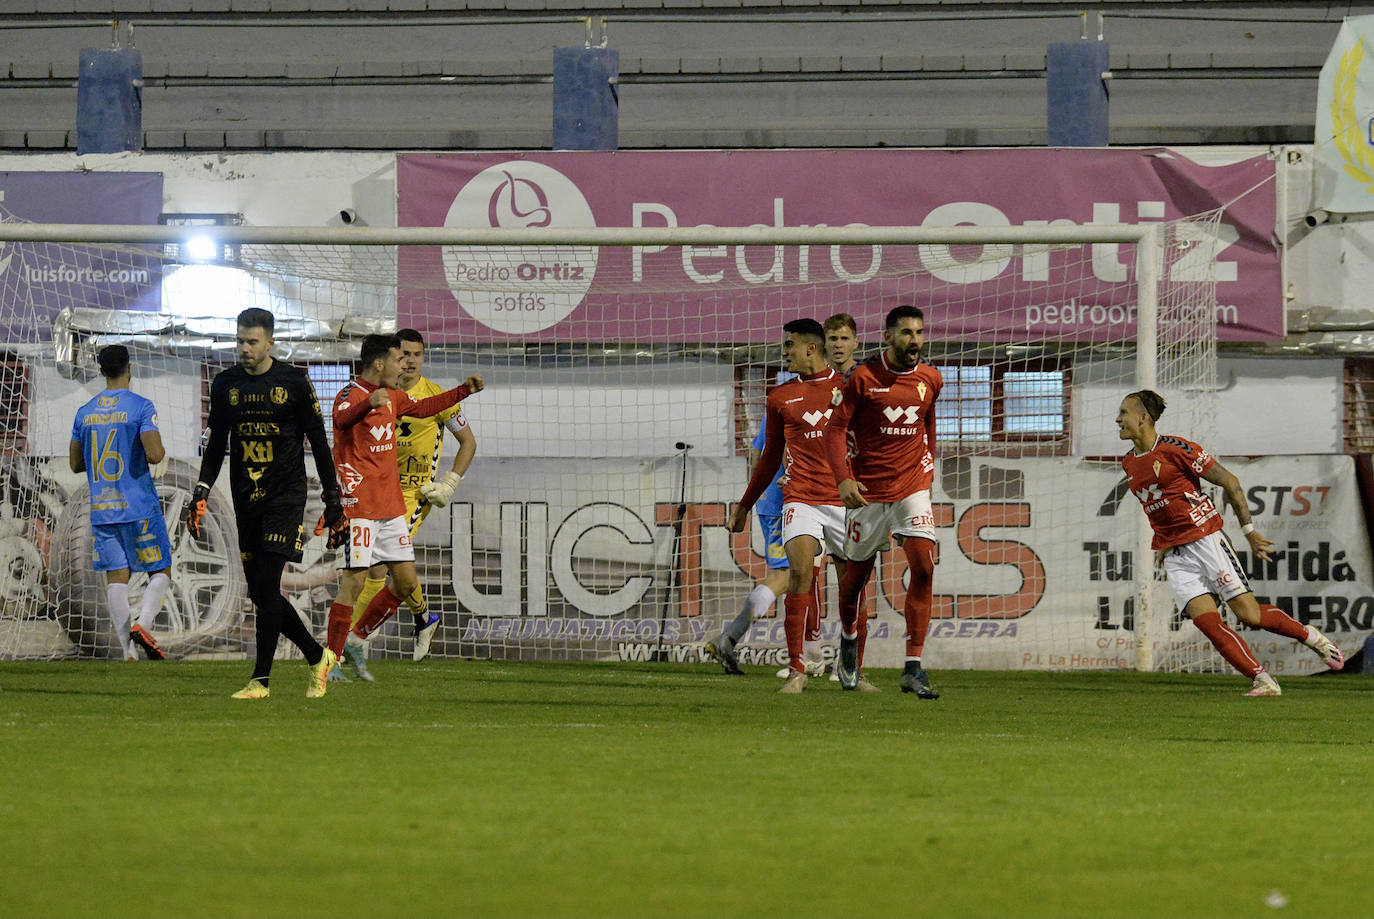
[1126,389,1166,422]
[783,318,826,344]
[360,333,400,368]
[96,344,130,379]
[824,312,857,335]
[397,328,425,349]
[236,308,275,335]
[885,305,924,330]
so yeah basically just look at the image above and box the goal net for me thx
[0,215,1231,672]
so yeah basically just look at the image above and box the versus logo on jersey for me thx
[882,405,921,425]
[369,422,394,441]
[1135,483,1163,503]
[802,409,832,427]
[441,162,599,335]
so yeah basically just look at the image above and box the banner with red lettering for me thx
[435,453,1367,675]
[397,149,1280,343]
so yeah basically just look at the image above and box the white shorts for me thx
[780,502,848,559]
[844,489,936,561]
[1162,530,1252,612]
[338,516,415,570]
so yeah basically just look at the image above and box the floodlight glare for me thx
[184,234,219,262]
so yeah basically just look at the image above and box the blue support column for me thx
[1047,40,1109,147]
[553,47,619,151]
[77,48,143,154]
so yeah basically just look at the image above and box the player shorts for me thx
[780,502,848,560]
[338,515,415,570]
[844,489,936,561]
[92,515,172,573]
[757,513,788,570]
[404,489,430,539]
[1162,529,1252,612]
[237,500,307,563]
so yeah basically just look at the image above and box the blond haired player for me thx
[339,328,477,678]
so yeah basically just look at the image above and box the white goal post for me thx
[0,217,1223,672]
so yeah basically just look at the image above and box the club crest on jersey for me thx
[229,388,239,406]
[271,386,288,405]
[917,382,927,401]
[1152,460,1162,477]
[830,387,843,407]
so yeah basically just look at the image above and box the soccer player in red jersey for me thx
[1117,390,1344,696]
[314,333,482,696]
[824,305,943,697]
[727,319,860,693]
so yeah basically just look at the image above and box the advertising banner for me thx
[397,149,1281,343]
[440,453,1369,675]
[1313,15,1374,215]
[0,171,164,334]
[16,451,1367,678]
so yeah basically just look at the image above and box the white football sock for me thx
[136,572,170,629]
[106,582,134,658]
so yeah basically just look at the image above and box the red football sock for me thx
[783,592,809,673]
[1193,610,1263,678]
[804,573,823,642]
[837,557,875,635]
[856,610,869,670]
[1258,604,1309,642]
[353,586,402,640]
[325,602,352,657]
[902,537,936,659]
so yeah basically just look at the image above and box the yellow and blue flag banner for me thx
[1315,15,1374,214]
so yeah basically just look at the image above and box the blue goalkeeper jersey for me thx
[71,388,162,525]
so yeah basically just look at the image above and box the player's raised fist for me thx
[368,387,391,410]
[185,482,210,540]
[465,374,485,394]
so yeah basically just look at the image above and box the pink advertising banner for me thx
[396,149,1279,343]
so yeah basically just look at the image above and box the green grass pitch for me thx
[1,660,1370,918]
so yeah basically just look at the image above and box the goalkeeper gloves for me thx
[314,491,349,550]
[185,482,210,541]
[419,471,463,508]
[149,456,169,480]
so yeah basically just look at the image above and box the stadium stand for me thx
[0,1,1344,149]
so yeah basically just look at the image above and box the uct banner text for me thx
[397,149,1280,343]
[438,453,1367,675]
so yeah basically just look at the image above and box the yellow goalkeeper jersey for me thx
[396,375,467,497]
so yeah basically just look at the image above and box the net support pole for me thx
[1133,225,1160,672]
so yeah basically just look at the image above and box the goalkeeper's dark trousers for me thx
[245,551,324,683]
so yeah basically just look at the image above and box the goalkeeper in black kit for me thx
[186,308,349,700]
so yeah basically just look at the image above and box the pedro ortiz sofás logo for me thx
[441,162,599,335]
